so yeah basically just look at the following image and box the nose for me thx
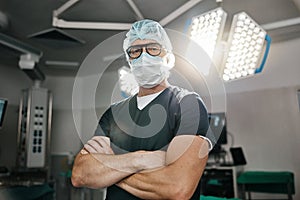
[141,47,147,53]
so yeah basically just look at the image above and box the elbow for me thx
[171,184,194,200]
[71,174,83,188]
[71,166,85,188]
[173,191,191,200]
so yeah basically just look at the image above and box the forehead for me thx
[130,39,159,46]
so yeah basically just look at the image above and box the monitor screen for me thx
[230,147,247,166]
[208,112,227,145]
[0,99,8,128]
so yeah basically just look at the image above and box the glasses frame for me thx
[126,43,163,59]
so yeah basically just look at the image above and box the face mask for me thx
[129,53,169,88]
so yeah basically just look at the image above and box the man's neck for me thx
[137,80,169,97]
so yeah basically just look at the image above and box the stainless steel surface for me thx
[46,92,53,181]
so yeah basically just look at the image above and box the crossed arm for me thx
[71,137,165,189]
[71,135,209,200]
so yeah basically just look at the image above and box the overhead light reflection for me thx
[222,12,270,81]
[118,66,138,97]
[190,7,227,58]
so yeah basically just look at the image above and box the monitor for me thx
[230,147,247,166]
[0,98,8,129]
[208,112,227,144]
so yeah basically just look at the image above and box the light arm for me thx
[117,135,209,200]
[71,136,166,189]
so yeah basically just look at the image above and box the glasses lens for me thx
[127,43,162,59]
[127,46,142,59]
[146,43,162,56]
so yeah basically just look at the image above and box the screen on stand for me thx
[208,112,227,154]
[0,98,8,128]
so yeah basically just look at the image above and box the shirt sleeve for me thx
[175,94,215,150]
[199,136,213,151]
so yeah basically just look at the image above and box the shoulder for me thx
[168,85,203,103]
[110,95,134,109]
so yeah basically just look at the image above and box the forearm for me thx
[117,136,209,200]
[72,150,166,189]
[117,165,185,199]
[118,157,207,200]
[72,151,144,189]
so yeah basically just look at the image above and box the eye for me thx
[147,43,161,55]
[131,48,141,54]
[148,47,159,51]
[127,47,142,58]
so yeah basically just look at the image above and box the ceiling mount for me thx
[0,32,45,81]
[52,0,204,30]
[28,28,85,45]
[126,0,144,20]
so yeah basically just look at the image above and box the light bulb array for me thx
[222,12,267,81]
[190,8,227,58]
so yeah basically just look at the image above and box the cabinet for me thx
[200,166,243,198]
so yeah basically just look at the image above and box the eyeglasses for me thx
[126,43,162,59]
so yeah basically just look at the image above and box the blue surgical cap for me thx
[123,19,173,53]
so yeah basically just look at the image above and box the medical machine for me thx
[16,82,52,171]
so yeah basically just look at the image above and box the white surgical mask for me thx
[129,53,169,88]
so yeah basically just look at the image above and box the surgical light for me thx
[222,12,271,81]
[189,7,227,58]
[118,66,138,97]
[188,8,271,81]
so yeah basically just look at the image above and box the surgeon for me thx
[71,19,213,200]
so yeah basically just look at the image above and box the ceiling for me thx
[0,0,300,77]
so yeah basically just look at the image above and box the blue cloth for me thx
[200,195,241,200]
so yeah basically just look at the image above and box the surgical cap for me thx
[123,19,173,53]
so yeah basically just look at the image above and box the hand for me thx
[81,136,114,155]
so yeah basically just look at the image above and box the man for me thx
[72,19,213,200]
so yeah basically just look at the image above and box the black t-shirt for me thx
[94,86,211,200]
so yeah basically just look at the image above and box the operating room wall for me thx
[43,76,82,156]
[219,38,300,198]
[45,68,124,152]
[0,64,32,169]
[77,70,123,144]
[0,66,126,162]
[0,65,83,168]
[1,71,120,160]
[226,87,300,198]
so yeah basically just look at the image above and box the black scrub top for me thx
[94,86,212,200]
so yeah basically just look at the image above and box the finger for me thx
[87,139,103,152]
[84,143,97,154]
[104,147,114,155]
[92,137,113,154]
[86,137,112,154]
[92,136,110,147]
[80,148,89,155]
